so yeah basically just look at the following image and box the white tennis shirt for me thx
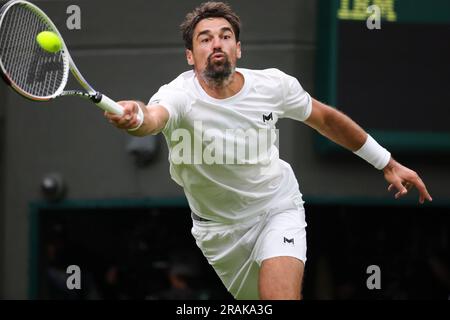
[149,68,312,223]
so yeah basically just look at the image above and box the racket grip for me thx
[94,93,144,131]
[94,94,124,115]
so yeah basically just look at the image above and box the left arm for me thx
[304,98,432,204]
[304,98,367,152]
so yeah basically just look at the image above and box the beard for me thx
[202,50,234,87]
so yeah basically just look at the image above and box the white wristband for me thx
[353,135,391,170]
[127,102,145,132]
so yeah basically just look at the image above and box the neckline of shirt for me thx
[193,68,252,104]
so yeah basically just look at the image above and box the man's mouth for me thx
[210,52,225,60]
[203,50,233,84]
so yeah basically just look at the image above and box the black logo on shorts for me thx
[263,112,273,122]
[283,237,294,245]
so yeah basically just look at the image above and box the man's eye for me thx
[201,38,209,43]
[224,35,231,40]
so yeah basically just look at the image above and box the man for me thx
[105,2,432,300]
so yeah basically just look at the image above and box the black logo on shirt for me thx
[263,112,273,122]
[283,237,294,245]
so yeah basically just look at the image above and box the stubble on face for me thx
[201,49,235,88]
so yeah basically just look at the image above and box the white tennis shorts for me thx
[191,193,307,300]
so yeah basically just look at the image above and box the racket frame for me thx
[0,0,132,118]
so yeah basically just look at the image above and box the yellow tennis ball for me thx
[36,31,62,53]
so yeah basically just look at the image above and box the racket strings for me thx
[0,3,67,98]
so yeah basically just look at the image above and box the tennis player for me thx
[105,2,432,300]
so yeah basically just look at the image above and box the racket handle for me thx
[94,94,124,115]
[94,93,144,129]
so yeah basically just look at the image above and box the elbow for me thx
[315,107,337,135]
[307,99,337,134]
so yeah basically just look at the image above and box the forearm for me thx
[306,99,390,169]
[315,106,367,152]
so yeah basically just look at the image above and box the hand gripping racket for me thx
[0,0,143,126]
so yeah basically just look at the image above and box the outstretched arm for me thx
[304,98,432,204]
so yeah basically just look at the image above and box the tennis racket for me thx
[0,0,143,124]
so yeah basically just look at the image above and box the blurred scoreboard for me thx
[315,0,450,153]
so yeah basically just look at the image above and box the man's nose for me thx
[212,36,222,49]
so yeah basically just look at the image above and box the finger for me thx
[419,194,425,205]
[119,101,137,113]
[388,184,394,192]
[129,102,141,122]
[122,106,137,123]
[129,117,140,128]
[411,177,433,204]
[105,101,135,120]
[117,116,132,127]
[105,114,133,131]
[405,182,414,191]
[117,100,134,108]
[392,179,408,199]
[131,101,139,113]
[105,116,122,128]
[395,191,408,199]
[104,111,115,120]
[105,112,123,122]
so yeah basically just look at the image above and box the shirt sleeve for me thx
[148,84,190,133]
[278,71,312,122]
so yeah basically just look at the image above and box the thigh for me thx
[191,219,262,299]
[255,195,308,299]
[259,256,305,300]
[255,203,307,266]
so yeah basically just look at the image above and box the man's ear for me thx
[186,49,194,66]
[236,41,242,59]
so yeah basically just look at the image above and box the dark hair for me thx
[180,2,241,50]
